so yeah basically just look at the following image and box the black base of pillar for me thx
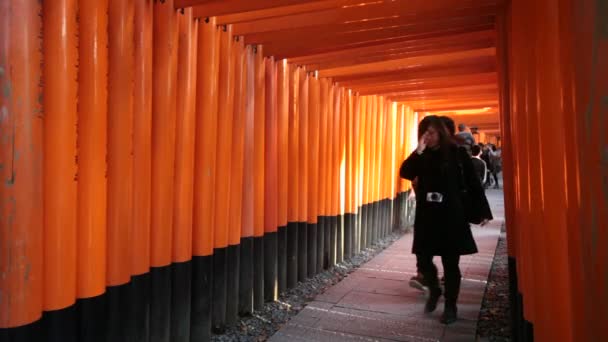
[170,261,192,342]
[263,232,278,302]
[307,223,318,277]
[238,237,254,316]
[76,292,108,342]
[343,214,353,260]
[0,320,43,342]
[191,255,213,342]
[225,244,240,326]
[212,248,227,333]
[317,217,325,271]
[253,236,265,311]
[286,222,299,289]
[353,212,360,254]
[42,303,78,342]
[277,226,287,294]
[324,216,331,269]
[329,216,338,266]
[150,265,172,342]
[297,222,308,282]
[337,215,344,263]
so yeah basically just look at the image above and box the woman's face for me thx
[425,126,440,148]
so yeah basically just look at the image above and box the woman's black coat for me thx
[400,144,493,256]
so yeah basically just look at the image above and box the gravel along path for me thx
[476,228,511,342]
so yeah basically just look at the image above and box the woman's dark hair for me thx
[439,116,456,136]
[418,115,453,148]
[418,115,457,163]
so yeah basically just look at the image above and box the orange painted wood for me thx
[216,0,369,25]
[132,0,153,274]
[233,1,496,35]
[229,38,246,245]
[290,30,495,69]
[287,64,300,223]
[307,74,320,223]
[151,0,178,267]
[214,25,235,247]
[173,8,198,261]
[277,59,290,227]
[42,0,78,308]
[263,23,494,58]
[187,0,315,17]
[352,94,362,212]
[0,0,44,327]
[77,0,108,298]
[357,96,368,209]
[344,90,354,214]
[337,61,496,87]
[241,45,256,238]
[253,46,266,237]
[332,84,342,216]
[193,17,220,255]
[327,83,338,217]
[298,68,309,223]
[264,57,279,233]
[318,78,329,217]
[320,48,495,78]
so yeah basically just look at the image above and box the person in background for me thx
[489,145,501,188]
[400,115,493,324]
[456,123,475,155]
[471,145,487,185]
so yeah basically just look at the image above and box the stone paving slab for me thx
[271,190,504,342]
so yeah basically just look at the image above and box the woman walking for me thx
[399,116,492,324]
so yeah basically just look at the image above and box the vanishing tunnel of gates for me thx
[1,0,607,342]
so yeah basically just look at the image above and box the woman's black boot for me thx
[424,286,442,313]
[440,303,458,324]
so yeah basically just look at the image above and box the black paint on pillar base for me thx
[212,248,228,334]
[336,215,344,263]
[329,216,338,266]
[390,198,396,232]
[316,217,325,271]
[40,302,78,342]
[75,292,108,342]
[277,226,288,294]
[225,244,240,327]
[150,265,172,342]
[191,255,213,342]
[297,222,308,282]
[366,203,373,249]
[508,256,519,341]
[509,256,534,342]
[170,261,192,342]
[0,320,43,342]
[324,216,331,270]
[263,232,278,302]
[253,236,265,311]
[359,204,369,252]
[350,210,361,256]
[108,282,138,342]
[343,214,353,260]
[307,223,318,277]
[382,200,388,236]
[383,199,390,237]
[130,273,151,342]
[286,222,299,289]
[238,237,254,316]
[374,201,382,244]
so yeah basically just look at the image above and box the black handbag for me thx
[457,159,484,225]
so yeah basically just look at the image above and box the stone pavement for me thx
[270,190,505,342]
